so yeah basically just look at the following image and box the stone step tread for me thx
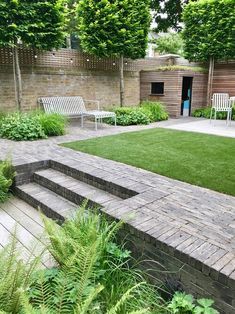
[34,168,121,205]
[17,182,77,218]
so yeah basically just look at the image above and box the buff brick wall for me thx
[0,66,140,112]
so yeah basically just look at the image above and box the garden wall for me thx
[120,225,235,314]
[0,65,140,112]
[212,62,235,97]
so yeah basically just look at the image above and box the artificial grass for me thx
[62,128,235,196]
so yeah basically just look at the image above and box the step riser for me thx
[14,160,50,186]
[50,160,138,199]
[14,186,65,223]
[33,173,100,210]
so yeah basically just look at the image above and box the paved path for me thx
[166,118,235,138]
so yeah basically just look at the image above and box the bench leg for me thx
[81,115,84,128]
[114,116,117,127]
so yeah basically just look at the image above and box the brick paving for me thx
[0,120,235,311]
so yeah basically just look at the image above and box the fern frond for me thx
[107,283,145,314]
[75,284,104,314]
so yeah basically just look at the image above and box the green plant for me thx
[0,159,15,203]
[0,113,46,141]
[192,107,235,120]
[37,112,67,136]
[106,107,150,126]
[140,101,168,122]
[0,235,40,313]
[168,292,219,314]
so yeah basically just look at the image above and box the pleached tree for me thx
[0,0,66,110]
[182,0,235,105]
[77,0,151,106]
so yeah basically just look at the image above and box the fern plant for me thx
[0,158,15,202]
[0,235,40,313]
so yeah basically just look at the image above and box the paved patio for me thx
[164,118,235,138]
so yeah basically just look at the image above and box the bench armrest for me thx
[84,99,100,110]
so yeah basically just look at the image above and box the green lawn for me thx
[62,128,235,196]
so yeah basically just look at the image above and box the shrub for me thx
[0,113,46,141]
[140,101,169,122]
[107,107,150,126]
[0,159,15,203]
[37,112,67,136]
[193,106,235,120]
[0,112,67,141]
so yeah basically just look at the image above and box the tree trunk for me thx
[207,56,214,106]
[13,40,22,111]
[119,55,124,107]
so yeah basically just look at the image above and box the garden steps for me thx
[14,182,77,222]
[33,168,121,208]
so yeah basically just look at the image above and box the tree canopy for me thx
[77,0,151,59]
[0,0,66,49]
[155,33,184,55]
[151,0,191,32]
[182,0,235,61]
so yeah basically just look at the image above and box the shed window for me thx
[151,82,164,95]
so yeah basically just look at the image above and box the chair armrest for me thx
[84,99,100,110]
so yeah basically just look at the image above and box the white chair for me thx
[210,93,232,125]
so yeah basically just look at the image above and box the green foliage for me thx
[37,112,67,136]
[140,101,169,122]
[0,113,46,141]
[155,33,184,55]
[0,0,66,49]
[0,111,6,122]
[106,103,168,126]
[151,0,191,32]
[155,66,207,73]
[77,0,151,59]
[192,107,235,120]
[0,112,67,141]
[168,292,218,314]
[182,0,235,61]
[28,207,163,313]
[0,159,15,203]
[0,236,40,313]
[107,107,151,126]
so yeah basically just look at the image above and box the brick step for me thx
[14,182,77,222]
[33,168,121,208]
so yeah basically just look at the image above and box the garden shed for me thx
[140,67,208,118]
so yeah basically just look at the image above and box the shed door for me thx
[181,77,193,116]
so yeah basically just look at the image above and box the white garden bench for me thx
[38,96,116,130]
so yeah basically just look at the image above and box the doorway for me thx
[181,77,193,116]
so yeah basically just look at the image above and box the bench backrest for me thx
[38,96,86,115]
[212,93,230,110]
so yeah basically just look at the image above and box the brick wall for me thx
[0,65,140,112]
[119,225,235,314]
